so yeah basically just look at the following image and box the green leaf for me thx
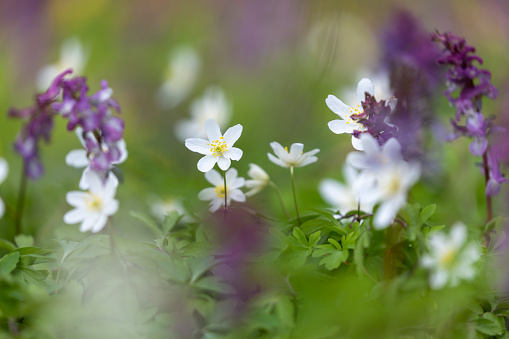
[163,211,180,234]
[269,228,290,251]
[475,312,504,336]
[275,295,295,327]
[55,240,81,263]
[424,225,445,239]
[354,231,370,276]
[0,252,20,277]
[193,276,235,294]
[9,247,48,256]
[299,219,331,235]
[328,238,342,250]
[292,227,308,246]
[312,245,335,257]
[130,211,163,236]
[319,250,349,270]
[285,247,310,269]
[0,239,16,251]
[308,231,321,248]
[181,241,218,257]
[14,234,34,248]
[419,204,436,225]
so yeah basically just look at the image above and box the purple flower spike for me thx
[486,149,508,196]
[37,69,73,106]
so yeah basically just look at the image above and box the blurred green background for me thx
[0,0,508,243]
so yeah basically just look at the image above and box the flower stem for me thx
[290,166,301,225]
[482,151,492,223]
[14,168,27,235]
[223,170,228,214]
[269,181,290,220]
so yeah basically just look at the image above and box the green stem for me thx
[223,170,228,214]
[269,181,290,220]
[290,166,301,225]
[14,167,28,235]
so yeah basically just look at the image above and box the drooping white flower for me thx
[65,127,128,189]
[245,163,270,197]
[175,86,231,141]
[319,164,377,215]
[421,222,480,289]
[198,168,246,212]
[368,160,421,229]
[63,172,119,233]
[37,37,88,91]
[157,46,200,109]
[185,119,243,172]
[0,158,9,219]
[346,134,403,174]
[267,142,319,168]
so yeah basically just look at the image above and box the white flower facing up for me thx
[421,222,480,289]
[65,127,128,189]
[319,164,377,215]
[157,46,200,109]
[175,86,231,141]
[245,163,270,197]
[267,142,319,168]
[63,172,119,233]
[198,168,246,212]
[185,119,243,172]
[37,37,88,91]
[0,158,9,219]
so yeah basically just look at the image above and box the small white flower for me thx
[37,37,88,91]
[198,168,246,212]
[319,164,377,215]
[346,134,403,174]
[157,46,200,109]
[63,172,119,233]
[245,163,270,197]
[185,119,243,172]
[65,127,128,189]
[421,222,480,289]
[0,158,9,219]
[267,142,319,168]
[175,86,231,141]
[149,196,185,221]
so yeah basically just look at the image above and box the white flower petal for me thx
[199,187,217,201]
[102,200,119,216]
[66,191,87,206]
[270,142,290,163]
[79,166,92,190]
[268,153,288,168]
[289,143,304,160]
[209,198,223,212]
[359,133,379,155]
[217,156,231,171]
[205,169,223,186]
[197,155,217,172]
[223,124,242,147]
[429,269,448,290]
[0,198,4,219]
[373,199,402,230]
[230,177,245,190]
[381,138,402,162]
[79,213,100,232]
[224,147,243,161]
[248,163,269,181]
[319,179,347,207]
[185,138,211,155]
[297,156,318,167]
[0,158,8,185]
[224,168,238,183]
[63,208,86,224]
[65,149,89,168]
[205,119,222,141]
[325,95,351,118]
[328,119,356,134]
[351,136,364,151]
[356,78,375,106]
[91,214,108,233]
[115,139,128,164]
[229,189,246,202]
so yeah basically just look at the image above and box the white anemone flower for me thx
[63,172,119,233]
[339,70,394,108]
[245,163,270,197]
[65,127,128,189]
[346,134,403,175]
[198,168,246,212]
[175,86,231,141]
[267,142,319,168]
[369,160,421,229]
[157,46,200,109]
[319,164,377,215]
[149,195,185,221]
[421,222,480,289]
[0,158,9,219]
[37,37,88,91]
[185,119,243,172]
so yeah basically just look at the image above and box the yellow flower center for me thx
[208,137,228,157]
[439,248,458,269]
[85,193,103,212]
[214,184,228,198]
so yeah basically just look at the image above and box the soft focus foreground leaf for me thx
[475,312,505,336]
[0,252,20,277]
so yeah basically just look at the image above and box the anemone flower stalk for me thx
[290,166,300,225]
[269,181,290,220]
[14,168,27,235]
[223,170,228,213]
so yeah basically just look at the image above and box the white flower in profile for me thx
[0,158,9,219]
[157,46,200,109]
[368,160,421,229]
[198,168,246,212]
[421,222,480,289]
[175,86,231,141]
[36,37,88,91]
[319,164,377,215]
[245,163,270,197]
[268,142,319,168]
[63,172,119,233]
[65,127,128,189]
[185,119,243,172]
[346,134,403,174]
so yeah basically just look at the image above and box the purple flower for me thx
[486,149,508,196]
